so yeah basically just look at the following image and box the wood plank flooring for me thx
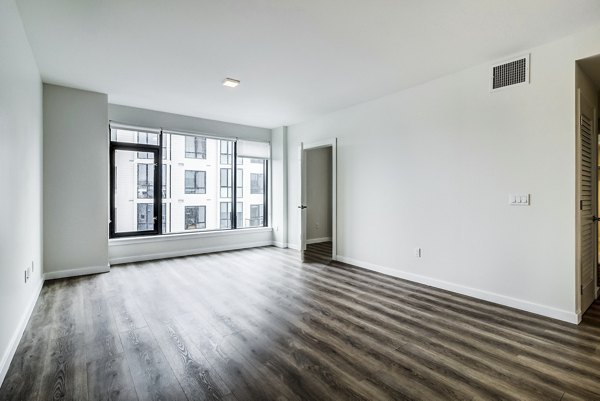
[3,246,600,400]
[304,241,332,263]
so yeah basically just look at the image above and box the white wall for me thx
[306,147,332,241]
[108,104,273,263]
[287,24,600,323]
[43,84,109,279]
[0,0,43,384]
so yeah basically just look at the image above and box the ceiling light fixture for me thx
[223,78,240,88]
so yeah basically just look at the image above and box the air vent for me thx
[490,54,529,91]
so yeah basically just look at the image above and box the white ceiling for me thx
[16,0,600,128]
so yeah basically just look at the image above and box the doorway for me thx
[576,57,600,315]
[299,139,337,262]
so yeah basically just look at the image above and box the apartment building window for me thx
[185,206,206,230]
[110,124,269,238]
[137,131,158,159]
[220,202,232,229]
[236,202,243,227]
[185,170,206,194]
[251,173,264,194]
[250,205,264,227]
[220,168,232,198]
[220,202,243,229]
[220,140,233,165]
[137,203,154,230]
[185,136,206,159]
[236,168,243,198]
[137,164,154,199]
[162,165,169,198]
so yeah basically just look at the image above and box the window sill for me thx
[109,226,273,246]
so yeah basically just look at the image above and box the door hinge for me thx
[580,200,584,210]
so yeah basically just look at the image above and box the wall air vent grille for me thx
[491,55,529,91]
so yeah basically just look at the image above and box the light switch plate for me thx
[509,194,530,206]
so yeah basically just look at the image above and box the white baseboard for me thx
[109,241,273,265]
[306,237,332,244]
[272,241,288,249]
[0,277,44,386]
[335,255,579,324]
[287,243,300,251]
[44,264,110,280]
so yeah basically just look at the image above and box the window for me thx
[250,205,264,227]
[251,173,264,194]
[185,206,206,230]
[220,202,232,229]
[137,164,154,199]
[162,134,169,160]
[237,157,267,228]
[162,165,169,198]
[162,203,168,233]
[137,203,154,231]
[185,170,206,194]
[220,168,232,198]
[236,168,243,198]
[220,202,243,229]
[185,136,206,159]
[137,132,159,159]
[220,140,233,165]
[236,202,243,227]
[110,125,268,238]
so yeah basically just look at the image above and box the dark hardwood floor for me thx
[3,246,600,400]
[304,241,332,263]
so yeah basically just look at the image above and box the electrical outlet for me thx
[414,248,422,258]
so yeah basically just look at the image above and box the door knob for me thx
[298,205,307,209]
[593,216,600,222]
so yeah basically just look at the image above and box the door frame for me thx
[300,138,337,260]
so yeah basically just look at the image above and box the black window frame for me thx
[110,127,268,238]
[110,141,161,238]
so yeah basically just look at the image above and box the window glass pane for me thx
[185,206,206,230]
[185,170,206,194]
[185,136,206,159]
[137,163,155,199]
[220,168,231,198]
[236,168,243,198]
[238,157,266,227]
[162,133,235,232]
[111,128,159,145]
[220,202,231,229]
[114,149,157,234]
[220,140,232,165]
[236,202,243,227]
[250,172,264,194]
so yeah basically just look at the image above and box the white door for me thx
[299,143,307,261]
[578,89,597,313]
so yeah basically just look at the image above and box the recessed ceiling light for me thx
[223,78,240,88]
